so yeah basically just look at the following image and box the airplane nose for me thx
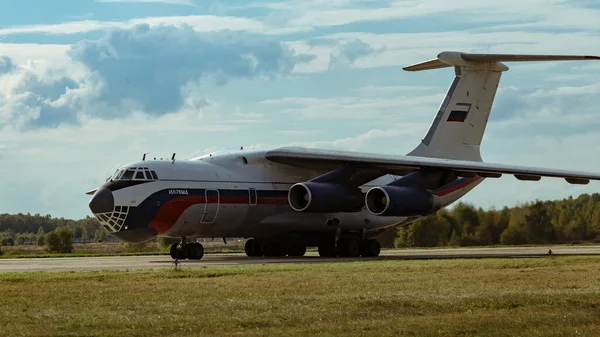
[89,187,114,214]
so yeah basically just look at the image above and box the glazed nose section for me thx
[89,187,114,214]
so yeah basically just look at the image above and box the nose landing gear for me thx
[170,238,204,260]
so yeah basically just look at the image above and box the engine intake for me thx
[365,186,441,216]
[288,182,363,213]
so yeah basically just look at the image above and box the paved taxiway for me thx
[1,245,599,273]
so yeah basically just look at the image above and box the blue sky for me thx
[1,0,600,219]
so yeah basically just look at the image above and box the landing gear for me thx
[244,239,262,257]
[287,245,307,257]
[317,241,337,257]
[187,243,204,260]
[317,238,381,258]
[338,238,361,257]
[244,238,307,258]
[169,241,205,260]
[360,239,381,257]
[243,237,381,258]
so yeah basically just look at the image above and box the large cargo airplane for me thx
[86,51,600,260]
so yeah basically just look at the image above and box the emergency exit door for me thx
[201,189,219,223]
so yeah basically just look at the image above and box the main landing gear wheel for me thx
[244,239,307,258]
[318,241,337,257]
[360,239,381,257]
[338,238,361,257]
[317,239,381,258]
[169,242,204,260]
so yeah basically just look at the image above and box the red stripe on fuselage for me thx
[435,177,482,197]
[147,195,289,234]
[148,196,205,234]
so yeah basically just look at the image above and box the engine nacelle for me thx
[365,186,442,216]
[288,182,363,213]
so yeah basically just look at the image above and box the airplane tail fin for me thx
[406,52,600,161]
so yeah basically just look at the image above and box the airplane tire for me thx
[287,245,306,257]
[175,244,187,260]
[318,242,337,257]
[170,243,178,259]
[245,239,262,257]
[188,243,204,260]
[360,239,381,257]
[339,239,361,257]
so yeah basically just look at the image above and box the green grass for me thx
[1,256,600,336]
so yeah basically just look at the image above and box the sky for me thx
[1,0,600,219]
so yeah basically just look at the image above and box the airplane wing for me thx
[265,147,600,185]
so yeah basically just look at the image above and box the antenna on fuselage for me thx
[171,153,176,163]
[142,153,148,161]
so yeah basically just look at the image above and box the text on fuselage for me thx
[169,189,189,195]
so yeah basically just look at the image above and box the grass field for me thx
[1,256,599,336]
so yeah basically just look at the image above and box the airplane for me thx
[86,51,600,260]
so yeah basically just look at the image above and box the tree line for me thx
[395,193,600,248]
[0,213,107,247]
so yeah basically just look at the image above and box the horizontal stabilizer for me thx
[403,51,600,72]
[85,188,98,196]
[402,59,451,71]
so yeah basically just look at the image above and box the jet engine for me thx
[288,182,363,213]
[365,186,442,216]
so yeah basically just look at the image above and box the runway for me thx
[1,245,599,273]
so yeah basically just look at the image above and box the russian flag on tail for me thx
[447,102,472,122]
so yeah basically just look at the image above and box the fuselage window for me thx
[121,169,135,180]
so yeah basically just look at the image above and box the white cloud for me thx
[0,110,247,217]
[0,43,70,64]
[1,0,599,40]
[260,93,443,121]
[0,24,313,129]
[302,128,411,152]
[0,16,268,36]
[293,30,600,71]
[239,0,600,32]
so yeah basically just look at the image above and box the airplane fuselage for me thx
[90,148,483,246]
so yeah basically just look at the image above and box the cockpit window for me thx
[109,167,159,181]
[121,169,136,180]
[114,170,125,180]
